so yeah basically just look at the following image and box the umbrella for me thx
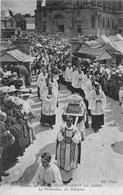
[11,65,29,76]
[81,60,90,66]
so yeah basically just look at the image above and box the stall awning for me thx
[108,34,123,42]
[98,51,112,61]
[24,56,36,62]
[1,53,18,62]
[111,40,123,55]
[77,46,104,59]
[1,49,32,62]
[105,41,123,55]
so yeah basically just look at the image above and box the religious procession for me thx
[1,0,123,189]
[1,31,123,187]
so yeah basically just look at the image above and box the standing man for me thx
[71,67,79,94]
[64,63,73,91]
[77,66,84,94]
[37,67,47,99]
[40,82,57,128]
[30,152,63,186]
[55,116,81,184]
[89,84,106,132]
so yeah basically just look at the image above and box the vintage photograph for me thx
[0,0,123,194]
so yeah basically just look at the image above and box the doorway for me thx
[58,24,64,32]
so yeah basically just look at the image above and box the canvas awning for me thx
[108,34,123,42]
[105,41,123,55]
[77,46,104,59]
[85,40,101,47]
[111,40,123,55]
[24,56,36,62]
[98,51,112,61]
[96,34,110,45]
[1,49,32,62]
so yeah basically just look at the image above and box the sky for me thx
[1,0,38,15]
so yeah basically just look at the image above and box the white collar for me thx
[65,123,74,130]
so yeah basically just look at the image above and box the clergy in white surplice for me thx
[64,63,73,90]
[40,82,57,128]
[89,83,106,133]
[55,116,81,183]
[30,152,63,186]
[37,67,47,99]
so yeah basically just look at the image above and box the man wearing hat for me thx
[0,86,9,108]
[20,86,32,95]
[0,111,15,182]
[7,85,18,96]
[55,116,81,183]
[9,72,18,86]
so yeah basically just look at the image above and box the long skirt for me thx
[26,119,36,144]
[91,114,104,131]
[59,75,63,84]
[37,87,40,98]
[60,168,76,183]
[71,86,77,94]
[40,113,56,126]
[65,81,72,91]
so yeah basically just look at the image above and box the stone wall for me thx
[35,0,123,36]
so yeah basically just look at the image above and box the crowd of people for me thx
[0,69,37,182]
[0,32,123,186]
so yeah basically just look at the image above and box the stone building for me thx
[1,10,17,38]
[35,0,123,36]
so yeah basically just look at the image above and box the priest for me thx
[55,116,81,183]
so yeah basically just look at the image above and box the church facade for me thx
[35,0,123,36]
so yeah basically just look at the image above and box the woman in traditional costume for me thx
[20,93,36,144]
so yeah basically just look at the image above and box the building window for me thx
[77,25,81,33]
[5,21,6,27]
[118,18,123,26]
[83,0,90,8]
[98,15,100,28]
[108,18,110,29]
[112,18,114,29]
[103,17,105,28]
[118,0,122,11]
[11,21,13,27]
[43,12,46,17]
[42,23,46,32]
[16,22,20,28]
[76,0,80,6]
[58,24,64,32]
[90,0,97,7]
[91,16,95,28]
[118,29,122,34]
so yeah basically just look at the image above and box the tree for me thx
[9,9,14,17]
[24,14,31,18]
